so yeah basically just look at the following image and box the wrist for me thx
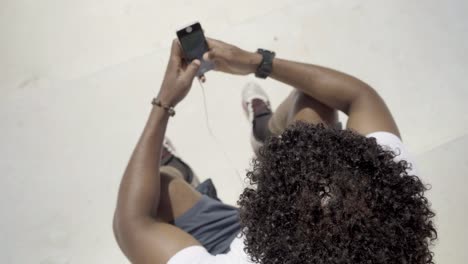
[152,105,172,117]
[246,52,263,75]
[152,96,176,117]
[156,90,178,107]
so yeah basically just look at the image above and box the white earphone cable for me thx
[197,79,245,186]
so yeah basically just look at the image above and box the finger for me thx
[182,59,201,80]
[203,52,211,61]
[203,49,218,61]
[171,39,182,55]
[170,39,184,64]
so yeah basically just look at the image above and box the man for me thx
[113,38,437,264]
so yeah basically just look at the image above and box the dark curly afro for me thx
[238,122,436,264]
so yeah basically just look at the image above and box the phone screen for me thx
[177,22,214,76]
[177,23,208,61]
[179,30,208,61]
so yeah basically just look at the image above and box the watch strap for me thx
[255,49,275,79]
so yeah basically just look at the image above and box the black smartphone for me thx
[176,22,214,77]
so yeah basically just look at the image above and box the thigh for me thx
[173,195,241,255]
[269,90,338,135]
[154,172,203,223]
[153,170,241,255]
[154,172,241,255]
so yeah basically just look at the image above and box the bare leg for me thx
[152,170,202,223]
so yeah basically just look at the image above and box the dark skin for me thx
[203,38,400,137]
[113,40,203,264]
[113,38,400,264]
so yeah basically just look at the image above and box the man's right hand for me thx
[203,38,262,76]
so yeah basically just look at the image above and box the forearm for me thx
[270,58,374,114]
[115,106,169,224]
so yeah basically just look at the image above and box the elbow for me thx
[352,79,377,99]
[344,83,378,113]
[113,211,130,257]
[113,211,121,243]
[113,210,131,245]
[113,210,145,243]
[356,85,379,102]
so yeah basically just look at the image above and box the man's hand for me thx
[158,39,201,107]
[203,38,262,75]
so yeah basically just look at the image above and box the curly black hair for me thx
[238,122,436,264]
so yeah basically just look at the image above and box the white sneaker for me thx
[162,138,179,158]
[241,82,272,152]
[161,138,200,187]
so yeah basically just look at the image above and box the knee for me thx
[291,91,338,125]
[159,172,202,220]
[161,172,195,200]
[167,176,189,198]
[160,172,185,196]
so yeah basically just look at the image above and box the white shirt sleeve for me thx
[166,246,212,264]
[366,131,418,174]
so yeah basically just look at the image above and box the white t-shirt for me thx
[168,132,416,264]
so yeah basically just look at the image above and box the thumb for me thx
[203,50,218,61]
[182,59,201,80]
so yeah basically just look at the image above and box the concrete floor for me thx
[1,0,467,263]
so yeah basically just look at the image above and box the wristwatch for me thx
[255,49,275,79]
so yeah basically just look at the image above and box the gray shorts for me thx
[174,195,241,255]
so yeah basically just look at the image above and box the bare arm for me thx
[269,58,400,137]
[113,40,202,264]
[115,106,167,228]
[204,38,400,138]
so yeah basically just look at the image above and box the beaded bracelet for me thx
[151,98,175,117]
